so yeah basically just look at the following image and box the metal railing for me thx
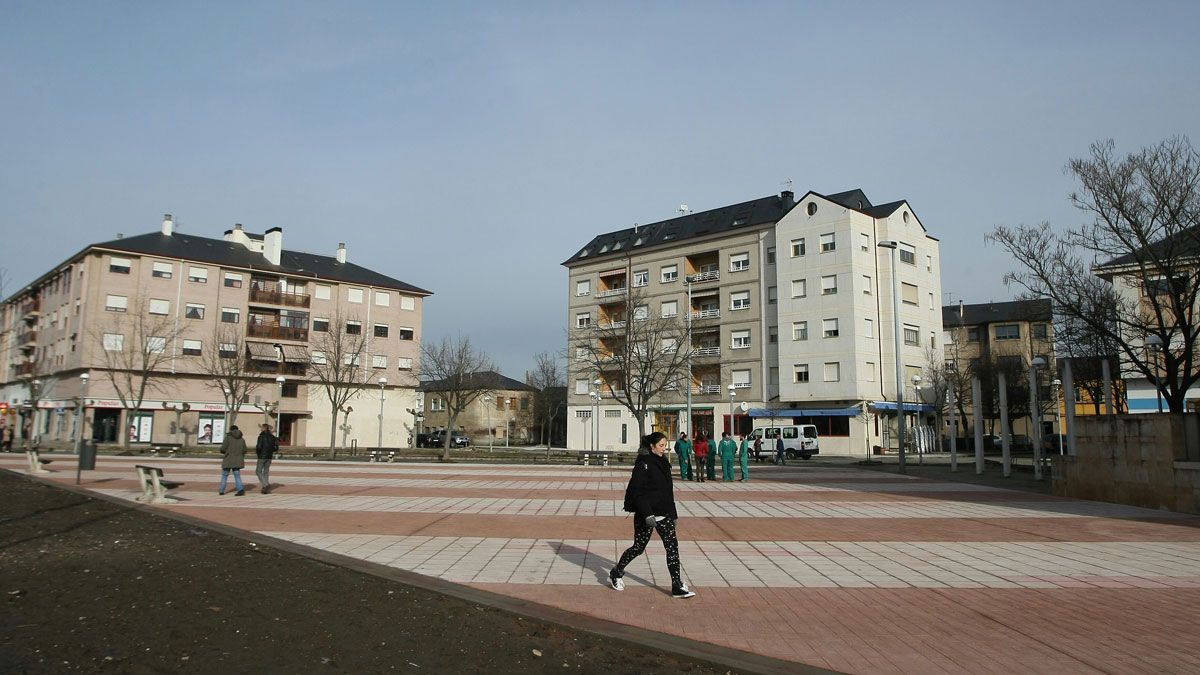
[693,346,720,356]
[690,384,721,395]
[249,285,312,308]
[686,270,720,283]
[690,308,720,320]
[247,323,309,342]
[595,287,628,300]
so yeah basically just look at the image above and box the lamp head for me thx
[876,240,898,250]
[275,376,286,384]
[1145,334,1164,347]
[79,373,89,382]
[379,377,387,386]
[1031,356,1047,368]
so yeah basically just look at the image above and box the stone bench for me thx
[150,443,182,457]
[580,450,610,467]
[369,449,396,463]
[135,465,184,504]
[26,449,52,474]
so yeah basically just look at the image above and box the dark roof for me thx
[942,299,1052,327]
[1095,227,1200,271]
[862,200,905,218]
[90,231,431,295]
[420,370,537,393]
[824,189,873,210]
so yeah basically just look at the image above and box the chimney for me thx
[780,190,795,208]
[263,227,283,266]
[336,242,347,264]
[226,223,250,247]
[161,213,174,236]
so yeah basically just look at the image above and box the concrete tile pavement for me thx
[6,453,1200,673]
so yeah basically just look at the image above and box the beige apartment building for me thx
[420,371,538,444]
[0,215,430,449]
[564,189,943,455]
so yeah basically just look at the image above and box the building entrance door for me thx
[277,413,300,446]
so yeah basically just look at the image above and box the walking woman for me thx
[218,425,248,496]
[609,432,695,598]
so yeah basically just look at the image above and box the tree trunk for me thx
[328,406,339,459]
[120,409,130,448]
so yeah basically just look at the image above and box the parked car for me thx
[415,432,437,448]
[425,431,471,448]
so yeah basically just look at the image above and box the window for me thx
[822,318,839,338]
[149,299,170,315]
[315,284,331,300]
[430,398,445,412]
[730,290,750,310]
[731,329,751,349]
[575,379,589,395]
[343,353,361,366]
[791,279,807,298]
[576,280,591,296]
[929,292,935,310]
[375,291,390,307]
[930,331,937,348]
[860,233,870,252]
[794,364,810,383]
[152,261,173,279]
[313,317,329,332]
[901,282,918,305]
[790,238,805,257]
[310,350,327,365]
[633,270,649,287]
[348,288,364,303]
[661,300,678,318]
[109,257,131,274]
[398,327,414,340]
[372,355,387,369]
[576,312,592,329]
[182,303,204,320]
[346,320,362,335]
[182,339,202,356]
[103,333,124,351]
[769,367,779,385]
[397,357,413,370]
[967,326,981,342]
[864,318,874,338]
[604,409,621,418]
[400,296,415,311]
[188,266,208,283]
[105,294,128,312]
[768,325,778,343]
[661,265,678,283]
[732,369,751,388]
[824,362,840,382]
[219,342,237,359]
[806,202,818,216]
[575,346,588,360]
[821,275,838,295]
[792,321,808,340]
[224,272,243,288]
[865,362,876,382]
[730,252,750,272]
[280,383,298,398]
[633,305,649,321]
[374,324,389,338]
[146,336,166,353]
[863,275,872,294]
[766,247,776,264]
[899,243,916,265]
[927,255,933,272]
[662,337,678,353]
[575,409,592,418]
[902,324,920,346]
[820,233,836,252]
[995,324,1020,340]
[1033,323,1049,339]
[767,286,777,304]
[221,307,240,323]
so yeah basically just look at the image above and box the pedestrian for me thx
[717,432,737,482]
[775,436,786,465]
[674,432,693,481]
[738,434,750,481]
[753,435,763,463]
[704,432,717,481]
[1,425,13,452]
[218,425,247,496]
[692,434,709,482]
[608,431,695,599]
[255,423,279,494]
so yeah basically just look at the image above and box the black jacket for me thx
[622,452,679,522]
[255,431,279,459]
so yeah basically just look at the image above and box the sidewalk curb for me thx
[6,468,837,675]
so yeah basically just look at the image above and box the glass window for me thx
[967,326,981,341]
[185,303,205,319]
[346,320,362,335]
[146,336,166,353]
[310,351,327,365]
[732,369,751,387]
[576,280,591,296]
[729,252,750,272]
[767,286,777,304]
[221,307,240,323]
[792,321,808,341]
[1032,323,1049,338]
[575,379,589,395]
[661,300,678,318]
[768,325,778,343]
[152,261,173,279]
[224,272,243,288]
[109,257,131,274]
[188,267,208,283]
[372,355,387,369]
[315,284,331,300]
[995,324,1020,340]
[398,327,414,340]
[103,333,124,351]
[374,324,389,338]
[791,279,807,298]
[661,265,678,283]
[904,324,920,346]
[105,294,128,312]
[899,243,916,265]
[823,362,840,382]
[766,247,776,264]
[794,364,810,383]
[633,305,649,321]
[313,317,329,332]
[400,296,415,311]
[633,270,649,287]
[902,282,918,305]
[822,318,839,338]
[149,299,170,315]
[790,238,805,257]
[348,288,364,303]
[397,357,413,370]
[769,367,779,385]
[731,329,751,349]
[820,233,835,252]
[730,290,750,310]
[821,275,837,295]
[219,343,237,359]
[860,233,870,252]
[375,291,391,307]
[576,313,592,328]
[182,339,202,356]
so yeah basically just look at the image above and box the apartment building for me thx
[0,215,430,448]
[563,188,943,454]
[420,371,538,444]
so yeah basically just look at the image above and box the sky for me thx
[2,1,1198,378]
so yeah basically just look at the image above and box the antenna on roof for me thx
[634,222,639,234]
[781,177,793,190]
[678,204,690,215]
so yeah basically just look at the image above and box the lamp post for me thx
[1146,334,1165,413]
[222,386,232,431]
[483,395,493,451]
[877,240,906,473]
[75,372,89,485]
[1052,378,1065,456]
[911,374,923,464]
[1029,356,1046,480]
[592,379,601,451]
[505,397,512,448]
[377,377,387,449]
[728,384,736,436]
[684,277,694,439]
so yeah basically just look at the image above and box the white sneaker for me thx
[671,584,695,599]
[608,571,624,591]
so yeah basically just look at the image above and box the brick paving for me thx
[7,453,1200,674]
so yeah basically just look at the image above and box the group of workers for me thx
[673,431,762,482]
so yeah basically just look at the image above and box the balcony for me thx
[690,384,721,395]
[17,330,38,347]
[21,299,40,320]
[13,362,36,377]
[595,287,628,300]
[692,346,720,358]
[597,320,627,330]
[685,270,720,284]
[249,361,308,376]
[247,323,309,342]
[690,308,720,321]
[250,283,311,308]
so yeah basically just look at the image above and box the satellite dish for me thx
[739,401,749,412]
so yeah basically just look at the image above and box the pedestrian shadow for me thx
[550,542,653,589]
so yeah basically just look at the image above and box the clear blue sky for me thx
[3,1,1198,377]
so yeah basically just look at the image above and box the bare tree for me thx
[420,335,495,461]
[1054,311,1128,414]
[572,290,694,441]
[91,296,188,447]
[307,311,373,456]
[196,325,262,429]
[989,137,1200,413]
[21,376,57,447]
[920,346,954,446]
[526,351,566,451]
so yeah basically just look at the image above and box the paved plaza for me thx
[7,453,1200,673]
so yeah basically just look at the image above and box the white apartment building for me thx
[563,189,943,455]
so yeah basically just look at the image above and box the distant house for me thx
[420,371,538,443]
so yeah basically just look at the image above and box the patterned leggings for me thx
[612,518,682,586]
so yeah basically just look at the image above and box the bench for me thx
[580,450,610,467]
[150,443,182,457]
[134,465,185,503]
[368,449,396,463]
[26,449,53,474]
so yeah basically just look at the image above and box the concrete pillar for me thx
[972,376,985,475]
[1102,359,1114,416]
[1029,365,1043,481]
[999,372,1012,478]
[1063,360,1077,456]
[948,389,957,473]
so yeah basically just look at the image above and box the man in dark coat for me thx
[255,423,279,494]
[219,426,248,496]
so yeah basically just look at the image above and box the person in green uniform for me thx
[738,434,750,481]
[717,432,737,482]
[673,432,693,481]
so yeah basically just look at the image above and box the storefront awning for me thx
[870,401,935,413]
[749,407,861,418]
[279,344,308,362]
[246,342,280,361]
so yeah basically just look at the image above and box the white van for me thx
[749,425,820,460]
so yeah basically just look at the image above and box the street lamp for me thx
[1029,356,1046,480]
[1146,334,1165,413]
[877,240,906,473]
[505,397,513,447]
[274,376,286,439]
[377,377,387,449]
[483,394,493,451]
[1052,378,1065,456]
[684,276,695,440]
[592,378,601,451]
[728,384,736,437]
[911,374,922,463]
[75,372,89,485]
[222,386,232,431]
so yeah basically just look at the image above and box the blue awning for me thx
[870,401,935,413]
[748,407,861,418]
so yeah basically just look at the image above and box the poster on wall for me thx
[129,413,153,443]
[197,415,226,444]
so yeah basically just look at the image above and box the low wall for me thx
[1052,414,1200,514]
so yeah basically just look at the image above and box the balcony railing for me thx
[13,362,36,377]
[685,270,720,283]
[690,384,721,395]
[692,346,720,357]
[690,309,720,320]
[595,287,628,300]
[605,389,626,398]
[249,286,312,308]
[249,361,308,376]
[17,330,38,346]
[598,320,627,330]
[247,323,309,342]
